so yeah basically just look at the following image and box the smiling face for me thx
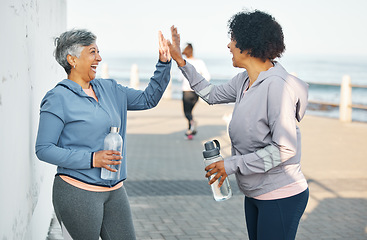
[227,39,247,68]
[68,43,102,84]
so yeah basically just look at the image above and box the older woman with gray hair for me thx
[35,29,171,239]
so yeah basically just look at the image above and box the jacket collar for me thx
[56,79,95,96]
[251,62,284,88]
[249,62,309,122]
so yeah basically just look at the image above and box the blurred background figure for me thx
[179,43,211,139]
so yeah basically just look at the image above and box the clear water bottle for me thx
[101,127,123,180]
[203,140,232,201]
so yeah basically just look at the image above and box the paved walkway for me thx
[47,99,367,240]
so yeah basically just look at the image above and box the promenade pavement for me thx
[47,99,367,240]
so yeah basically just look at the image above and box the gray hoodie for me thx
[180,62,309,197]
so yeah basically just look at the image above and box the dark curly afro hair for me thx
[228,10,285,62]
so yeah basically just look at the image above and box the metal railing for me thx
[101,63,366,122]
[307,75,367,122]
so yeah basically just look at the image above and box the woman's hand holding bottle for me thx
[94,150,122,172]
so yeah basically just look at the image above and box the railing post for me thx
[339,75,352,122]
[130,64,139,89]
[101,63,109,79]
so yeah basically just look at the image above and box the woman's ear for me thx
[67,54,77,68]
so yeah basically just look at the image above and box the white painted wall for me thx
[0,0,66,239]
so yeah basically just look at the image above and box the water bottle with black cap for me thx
[203,139,232,201]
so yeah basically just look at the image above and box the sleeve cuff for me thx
[158,59,172,64]
[90,152,94,168]
[224,156,238,175]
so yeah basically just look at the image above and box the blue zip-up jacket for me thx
[36,60,171,187]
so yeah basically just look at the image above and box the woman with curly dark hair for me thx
[168,10,309,240]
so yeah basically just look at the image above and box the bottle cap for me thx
[110,127,119,133]
[203,140,220,158]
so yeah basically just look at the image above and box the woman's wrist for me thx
[176,58,186,67]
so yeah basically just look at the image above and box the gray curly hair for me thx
[54,29,97,74]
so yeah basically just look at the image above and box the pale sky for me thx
[67,0,367,58]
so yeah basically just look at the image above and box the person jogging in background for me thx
[178,43,210,139]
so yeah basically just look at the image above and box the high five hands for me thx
[161,26,228,187]
[159,26,186,67]
[158,30,171,63]
[167,26,186,67]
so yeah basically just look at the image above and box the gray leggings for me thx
[52,176,136,240]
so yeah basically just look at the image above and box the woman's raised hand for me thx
[94,150,122,172]
[158,31,171,63]
[167,26,186,67]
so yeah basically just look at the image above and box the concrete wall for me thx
[0,0,66,239]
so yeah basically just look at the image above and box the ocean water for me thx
[97,54,367,122]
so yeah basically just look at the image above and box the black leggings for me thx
[245,188,309,240]
[52,176,136,240]
[182,91,199,129]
